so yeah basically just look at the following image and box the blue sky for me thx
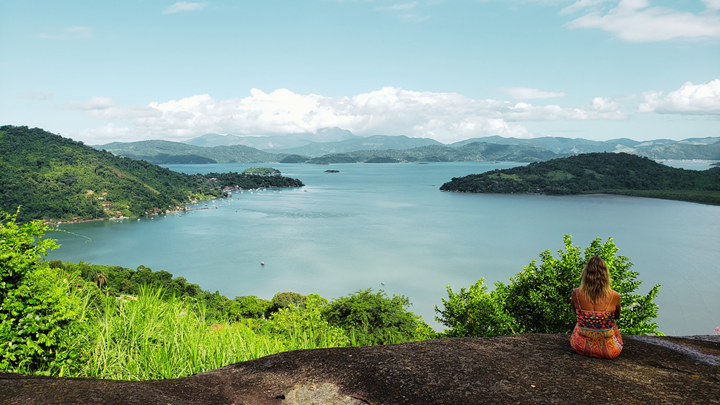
[1,0,718,144]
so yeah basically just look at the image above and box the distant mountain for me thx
[449,135,720,158]
[184,127,358,150]
[0,126,225,222]
[269,135,443,157]
[636,140,720,160]
[440,152,720,206]
[305,142,563,164]
[94,140,294,164]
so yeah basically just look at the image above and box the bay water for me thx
[48,162,720,335]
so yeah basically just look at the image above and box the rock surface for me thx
[1,334,718,404]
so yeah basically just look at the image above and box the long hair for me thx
[579,256,612,304]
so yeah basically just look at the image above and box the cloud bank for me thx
[502,87,566,99]
[563,0,720,42]
[639,79,720,114]
[71,87,630,143]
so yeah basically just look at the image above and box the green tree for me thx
[436,235,662,337]
[0,209,89,374]
[322,289,424,345]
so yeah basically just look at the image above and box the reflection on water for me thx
[48,162,720,335]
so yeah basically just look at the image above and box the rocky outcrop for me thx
[1,334,718,404]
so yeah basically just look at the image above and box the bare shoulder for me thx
[612,290,621,304]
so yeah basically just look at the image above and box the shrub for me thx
[268,294,348,347]
[322,289,424,345]
[270,291,307,312]
[0,209,89,375]
[233,295,273,319]
[436,235,662,337]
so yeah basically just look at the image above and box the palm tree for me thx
[94,271,107,290]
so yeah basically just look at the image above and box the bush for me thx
[233,295,273,319]
[436,235,662,337]
[270,291,307,312]
[322,289,424,345]
[0,210,89,375]
[268,294,348,348]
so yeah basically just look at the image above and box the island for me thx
[324,170,340,173]
[203,169,304,190]
[440,152,720,206]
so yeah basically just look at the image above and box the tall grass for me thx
[77,287,349,380]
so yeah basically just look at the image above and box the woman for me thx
[570,256,623,359]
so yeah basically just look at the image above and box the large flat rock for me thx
[1,334,718,404]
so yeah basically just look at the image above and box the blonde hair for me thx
[579,256,612,304]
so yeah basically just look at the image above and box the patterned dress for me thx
[570,288,623,359]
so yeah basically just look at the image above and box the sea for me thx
[47,161,720,335]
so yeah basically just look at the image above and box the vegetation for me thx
[436,235,662,337]
[440,152,720,205]
[94,140,293,164]
[322,289,425,345]
[1,207,663,380]
[0,126,225,222]
[204,171,304,189]
[307,142,561,164]
[0,211,89,375]
[242,167,281,175]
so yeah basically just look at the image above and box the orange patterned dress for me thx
[570,288,623,359]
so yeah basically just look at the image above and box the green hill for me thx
[94,140,295,164]
[440,152,720,205]
[0,126,227,222]
[306,142,561,164]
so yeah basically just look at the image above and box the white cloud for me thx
[560,0,612,15]
[638,79,720,114]
[374,2,417,11]
[69,96,161,120]
[18,91,54,100]
[703,0,720,11]
[502,87,566,99]
[564,0,720,42]
[71,87,627,144]
[163,2,209,14]
[79,124,134,142]
[37,26,92,40]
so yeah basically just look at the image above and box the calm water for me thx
[48,162,720,335]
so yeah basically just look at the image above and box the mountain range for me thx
[94,129,720,164]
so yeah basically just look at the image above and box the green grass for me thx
[76,287,350,380]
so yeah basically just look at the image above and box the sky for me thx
[0,0,718,145]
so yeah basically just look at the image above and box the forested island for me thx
[205,168,304,190]
[440,152,720,205]
[0,126,303,222]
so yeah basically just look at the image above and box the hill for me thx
[268,135,443,157]
[450,135,720,159]
[94,140,292,164]
[440,152,720,205]
[0,126,228,222]
[2,335,718,404]
[305,142,562,164]
[184,127,358,150]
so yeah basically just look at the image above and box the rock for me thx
[1,334,718,404]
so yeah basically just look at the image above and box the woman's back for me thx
[570,288,623,359]
[572,289,621,319]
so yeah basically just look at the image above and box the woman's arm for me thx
[614,291,621,320]
[571,288,577,312]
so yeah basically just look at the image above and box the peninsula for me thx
[440,152,720,205]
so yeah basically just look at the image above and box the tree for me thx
[436,235,662,337]
[322,289,424,345]
[0,209,89,374]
